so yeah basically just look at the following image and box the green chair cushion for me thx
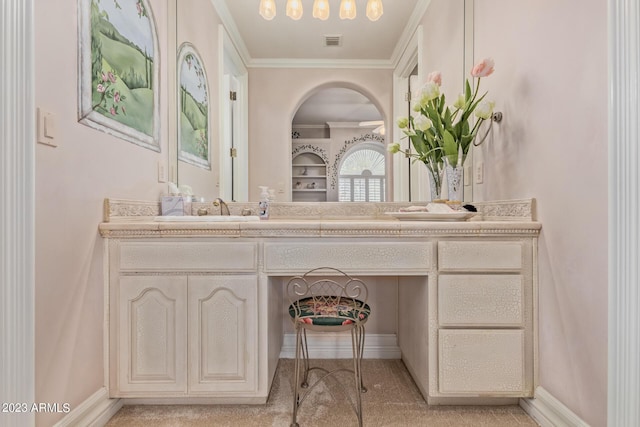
[289,297,371,326]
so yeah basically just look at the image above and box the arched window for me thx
[338,143,386,202]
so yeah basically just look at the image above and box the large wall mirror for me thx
[171,0,473,203]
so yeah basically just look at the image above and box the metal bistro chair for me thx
[287,267,371,427]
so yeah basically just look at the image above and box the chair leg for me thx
[357,325,367,393]
[300,328,310,388]
[351,328,364,427]
[291,326,302,427]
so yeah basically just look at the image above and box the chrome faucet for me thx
[213,198,230,216]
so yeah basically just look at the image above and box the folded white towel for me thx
[399,205,429,212]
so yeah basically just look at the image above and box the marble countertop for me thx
[99,198,541,238]
[99,217,541,238]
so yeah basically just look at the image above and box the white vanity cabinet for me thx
[430,239,536,400]
[108,240,259,398]
[100,202,539,405]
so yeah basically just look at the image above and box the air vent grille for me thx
[324,35,342,47]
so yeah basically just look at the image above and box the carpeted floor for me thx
[106,359,539,426]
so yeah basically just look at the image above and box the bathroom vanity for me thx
[99,199,540,405]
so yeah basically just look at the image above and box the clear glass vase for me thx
[444,157,464,203]
[425,159,445,202]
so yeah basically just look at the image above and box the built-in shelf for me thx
[292,152,328,202]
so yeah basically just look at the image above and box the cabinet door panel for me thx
[118,276,187,394]
[438,241,523,271]
[438,329,525,395]
[438,275,524,327]
[188,275,258,393]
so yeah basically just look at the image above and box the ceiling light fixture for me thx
[366,0,383,21]
[259,0,276,20]
[286,0,304,20]
[313,0,330,20]
[339,0,356,20]
[260,0,383,22]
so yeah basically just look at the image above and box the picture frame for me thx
[78,0,160,151]
[177,42,210,170]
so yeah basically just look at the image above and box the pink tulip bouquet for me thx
[390,58,496,169]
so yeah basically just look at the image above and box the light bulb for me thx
[286,0,303,20]
[259,0,276,20]
[366,0,383,21]
[339,0,357,20]
[313,0,330,20]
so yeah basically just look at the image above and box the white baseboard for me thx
[53,387,122,427]
[279,333,401,359]
[519,386,590,427]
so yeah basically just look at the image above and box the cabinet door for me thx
[438,329,526,395]
[117,275,187,394]
[188,275,258,393]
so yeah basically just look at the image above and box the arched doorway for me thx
[290,86,387,201]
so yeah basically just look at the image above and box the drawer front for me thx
[439,275,524,327]
[438,241,523,271]
[438,329,525,395]
[119,241,258,272]
[264,241,433,274]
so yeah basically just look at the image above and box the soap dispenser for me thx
[258,186,270,220]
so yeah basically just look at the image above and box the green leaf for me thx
[443,130,458,165]
[410,134,428,156]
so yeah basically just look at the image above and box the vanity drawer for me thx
[118,241,258,272]
[438,329,525,394]
[438,241,524,271]
[438,274,524,327]
[263,241,434,274]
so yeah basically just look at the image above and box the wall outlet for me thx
[475,161,484,184]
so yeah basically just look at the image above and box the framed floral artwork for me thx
[78,0,160,151]
[177,43,210,169]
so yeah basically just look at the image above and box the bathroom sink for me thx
[154,215,260,222]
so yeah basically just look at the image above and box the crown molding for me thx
[390,0,431,68]
[209,0,252,66]
[246,57,395,69]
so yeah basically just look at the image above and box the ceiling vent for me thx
[324,35,342,47]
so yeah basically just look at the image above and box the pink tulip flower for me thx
[471,58,495,78]
[427,71,442,86]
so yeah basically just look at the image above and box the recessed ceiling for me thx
[213,0,424,67]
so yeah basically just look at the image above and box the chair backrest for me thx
[287,267,369,325]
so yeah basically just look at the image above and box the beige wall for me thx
[472,0,608,425]
[34,0,170,425]
[248,68,393,201]
[420,0,465,101]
